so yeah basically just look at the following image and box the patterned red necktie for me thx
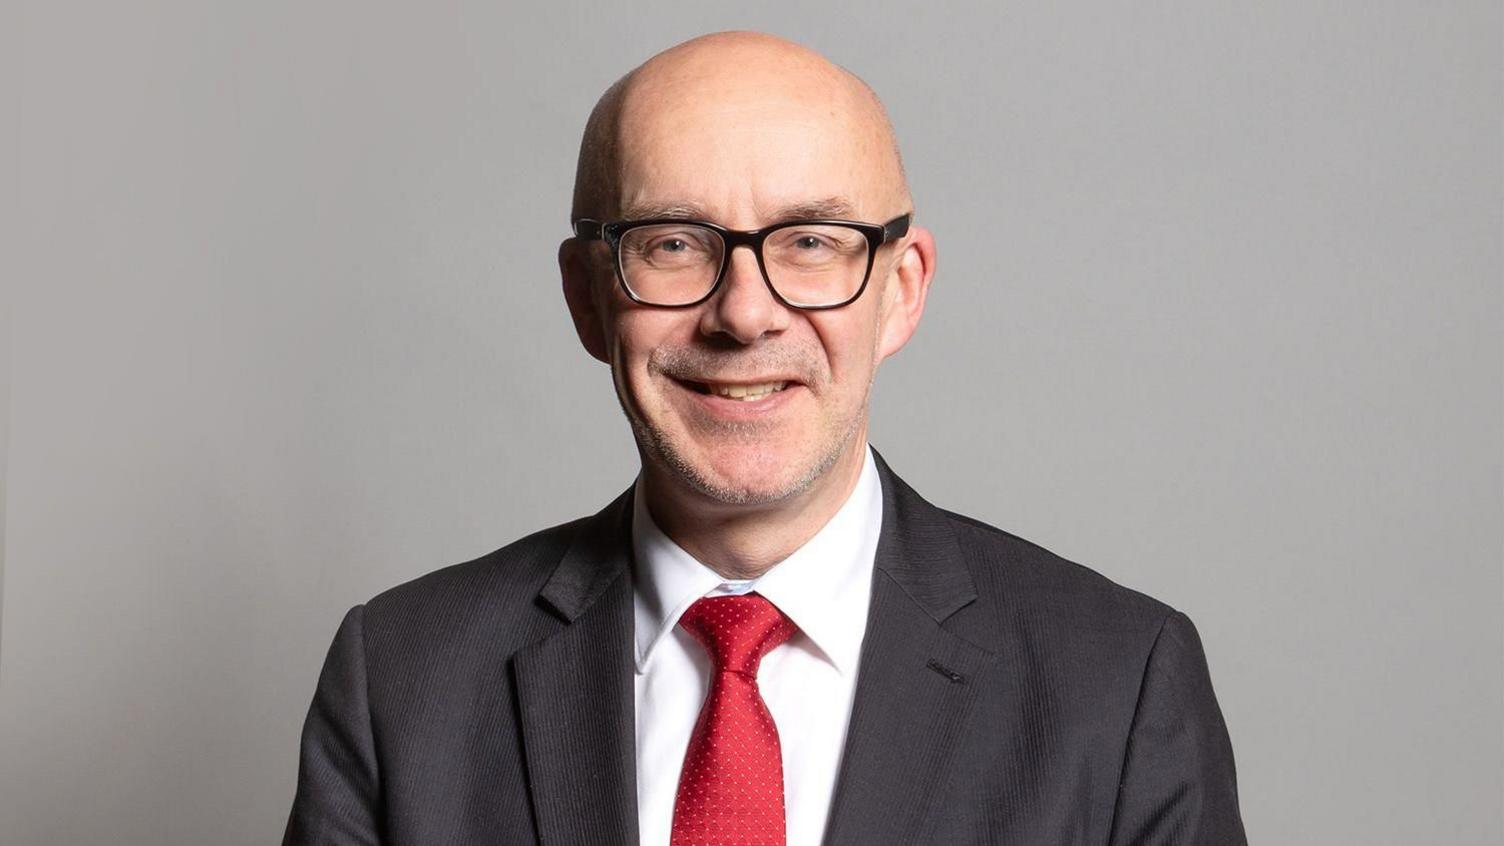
[670,593,798,846]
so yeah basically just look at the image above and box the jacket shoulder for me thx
[354,514,592,655]
[939,506,1178,635]
[381,515,584,602]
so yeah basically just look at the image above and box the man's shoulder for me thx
[875,451,1177,635]
[380,515,581,599]
[353,511,599,653]
[933,504,1179,637]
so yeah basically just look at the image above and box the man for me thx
[284,31,1246,845]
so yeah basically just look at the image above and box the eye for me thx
[620,224,720,267]
[645,234,713,259]
[765,225,865,272]
[779,231,838,253]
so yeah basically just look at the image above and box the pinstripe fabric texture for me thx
[283,450,1245,844]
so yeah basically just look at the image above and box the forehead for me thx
[613,76,895,225]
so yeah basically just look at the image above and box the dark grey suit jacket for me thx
[284,452,1246,844]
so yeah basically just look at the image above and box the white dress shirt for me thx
[632,445,883,846]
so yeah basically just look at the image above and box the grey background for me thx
[4,1,1500,843]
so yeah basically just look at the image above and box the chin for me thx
[642,430,843,507]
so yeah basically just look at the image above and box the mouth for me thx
[675,378,794,402]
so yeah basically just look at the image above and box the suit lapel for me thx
[822,452,998,845]
[511,455,992,844]
[513,489,639,845]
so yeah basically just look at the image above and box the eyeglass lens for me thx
[618,223,870,307]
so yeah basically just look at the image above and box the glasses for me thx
[573,213,912,309]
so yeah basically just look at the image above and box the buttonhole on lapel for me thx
[926,658,965,684]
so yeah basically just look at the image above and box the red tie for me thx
[670,593,798,846]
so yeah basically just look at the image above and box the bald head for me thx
[570,31,910,223]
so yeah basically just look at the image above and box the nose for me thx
[698,245,790,344]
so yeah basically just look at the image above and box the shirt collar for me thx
[631,445,883,676]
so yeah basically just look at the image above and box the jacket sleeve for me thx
[1108,610,1247,845]
[283,605,383,845]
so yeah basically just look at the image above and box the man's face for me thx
[566,66,928,506]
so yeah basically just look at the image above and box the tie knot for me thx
[678,593,797,677]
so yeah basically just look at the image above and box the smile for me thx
[683,380,791,401]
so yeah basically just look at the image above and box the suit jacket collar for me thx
[822,450,995,844]
[536,485,635,622]
[514,488,639,844]
[514,449,994,845]
[867,448,978,622]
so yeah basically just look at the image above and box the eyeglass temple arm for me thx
[573,219,604,240]
[882,213,912,243]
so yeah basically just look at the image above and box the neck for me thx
[639,435,869,580]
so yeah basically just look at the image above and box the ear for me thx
[559,237,610,364]
[875,224,937,360]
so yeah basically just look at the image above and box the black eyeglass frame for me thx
[572,213,912,310]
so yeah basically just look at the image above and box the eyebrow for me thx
[767,197,858,222]
[619,201,709,221]
[617,196,860,225]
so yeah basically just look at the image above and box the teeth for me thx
[710,381,788,401]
